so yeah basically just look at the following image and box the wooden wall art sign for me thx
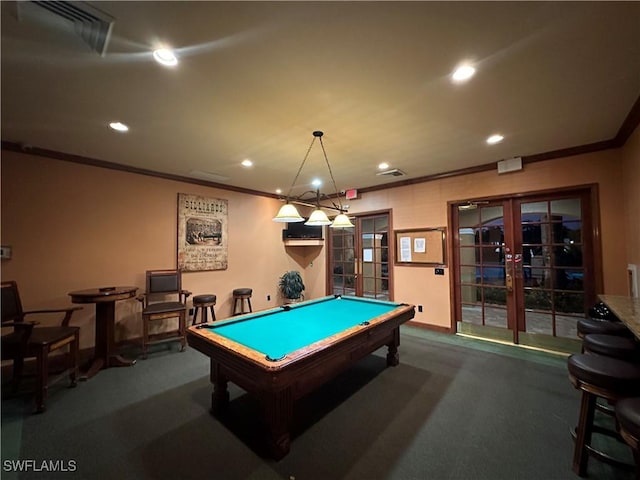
[177,193,228,271]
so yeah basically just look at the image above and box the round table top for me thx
[68,286,138,303]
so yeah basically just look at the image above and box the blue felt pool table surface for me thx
[201,295,404,360]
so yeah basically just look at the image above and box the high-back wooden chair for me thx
[136,270,191,359]
[1,280,81,413]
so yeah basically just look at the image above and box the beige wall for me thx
[346,145,631,329]
[622,126,640,266]
[1,131,637,346]
[0,152,326,349]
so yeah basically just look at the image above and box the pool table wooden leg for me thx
[262,389,293,460]
[210,360,229,414]
[386,328,400,366]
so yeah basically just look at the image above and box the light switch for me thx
[0,245,12,259]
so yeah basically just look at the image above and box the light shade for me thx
[273,203,304,223]
[305,209,332,226]
[330,213,355,228]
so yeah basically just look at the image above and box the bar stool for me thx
[615,397,640,478]
[192,294,216,325]
[567,353,640,476]
[577,318,634,340]
[583,334,640,362]
[232,288,252,316]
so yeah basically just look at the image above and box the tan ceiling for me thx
[2,1,639,200]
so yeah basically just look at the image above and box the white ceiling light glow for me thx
[153,48,178,67]
[109,121,129,132]
[486,134,504,145]
[452,64,476,83]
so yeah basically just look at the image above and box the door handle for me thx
[506,273,514,292]
[505,251,514,293]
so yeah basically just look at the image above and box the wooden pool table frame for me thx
[186,296,415,459]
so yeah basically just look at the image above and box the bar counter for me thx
[598,294,640,339]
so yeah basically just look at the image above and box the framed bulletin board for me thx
[394,227,446,266]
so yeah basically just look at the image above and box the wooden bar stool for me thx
[567,353,640,476]
[615,397,640,478]
[192,294,216,325]
[232,288,252,316]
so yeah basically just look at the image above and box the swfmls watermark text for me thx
[3,459,77,473]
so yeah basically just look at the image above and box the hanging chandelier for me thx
[272,131,354,228]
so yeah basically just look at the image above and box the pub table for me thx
[69,286,138,380]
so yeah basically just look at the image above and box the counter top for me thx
[598,294,640,339]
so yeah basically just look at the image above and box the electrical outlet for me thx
[418,305,423,313]
[435,268,445,275]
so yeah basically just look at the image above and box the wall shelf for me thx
[283,239,324,247]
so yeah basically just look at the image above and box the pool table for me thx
[186,295,415,459]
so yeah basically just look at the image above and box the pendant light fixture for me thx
[273,131,354,228]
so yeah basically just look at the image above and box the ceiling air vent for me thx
[189,170,230,183]
[17,1,114,56]
[376,168,406,177]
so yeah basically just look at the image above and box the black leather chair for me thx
[1,280,81,412]
[137,270,191,359]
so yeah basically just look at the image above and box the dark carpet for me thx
[1,327,635,480]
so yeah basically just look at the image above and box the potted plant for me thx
[278,270,305,303]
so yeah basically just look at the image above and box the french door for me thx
[454,188,596,353]
[329,212,391,301]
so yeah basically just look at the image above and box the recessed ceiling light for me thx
[241,159,253,167]
[452,64,476,83]
[275,188,282,195]
[378,162,389,170]
[486,134,504,145]
[311,179,322,188]
[153,48,178,67]
[109,121,129,132]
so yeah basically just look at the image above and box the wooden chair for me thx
[137,270,191,359]
[1,280,81,413]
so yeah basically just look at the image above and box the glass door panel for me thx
[329,212,390,300]
[455,191,591,353]
[519,197,583,345]
[360,215,390,300]
[458,204,510,340]
[331,228,356,296]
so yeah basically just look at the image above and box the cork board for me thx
[394,228,446,266]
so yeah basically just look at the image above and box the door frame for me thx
[326,209,394,300]
[448,183,602,344]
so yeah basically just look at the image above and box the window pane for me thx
[554,292,585,314]
[524,289,552,311]
[459,246,480,265]
[522,224,543,244]
[554,269,584,291]
[484,287,507,306]
[551,198,581,220]
[459,209,479,228]
[554,245,582,267]
[521,202,548,222]
[375,216,389,231]
[552,220,582,243]
[361,218,374,233]
[480,206,503,224]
